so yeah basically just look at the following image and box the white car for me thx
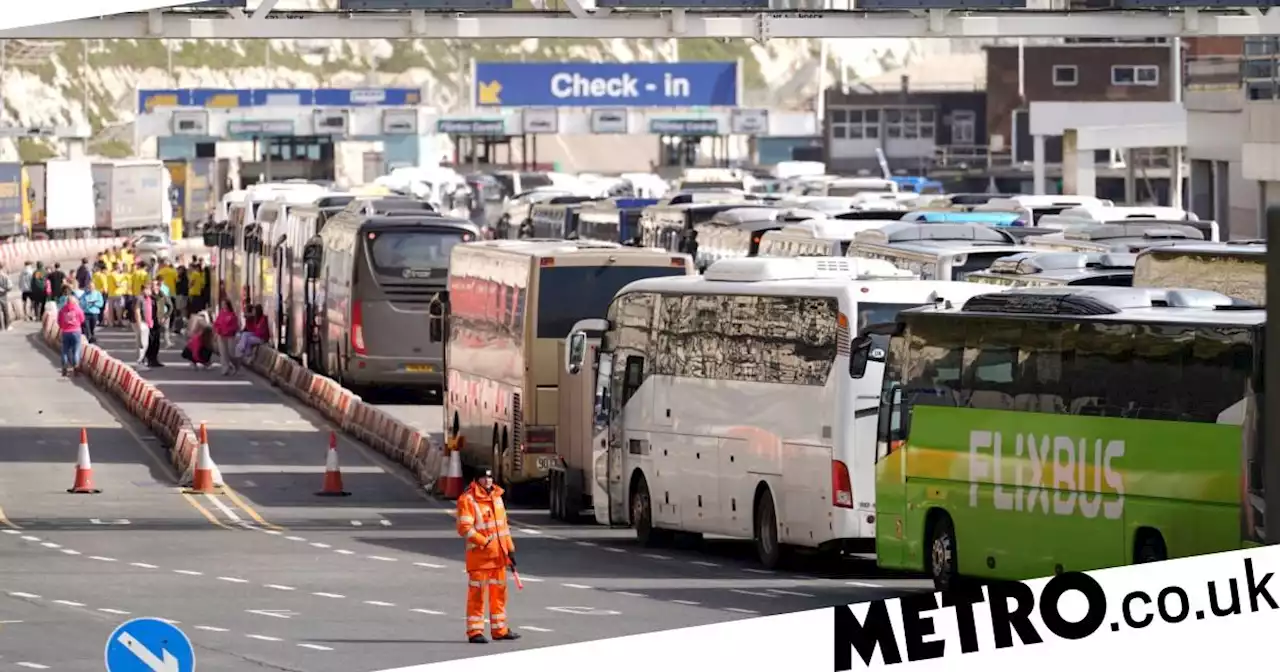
[130,231,172,261]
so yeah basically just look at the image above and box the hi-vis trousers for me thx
[466,568,509,637]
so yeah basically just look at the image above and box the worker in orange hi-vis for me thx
[456,468,522,644]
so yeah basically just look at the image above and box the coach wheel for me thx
[1134,531,1167,564]
[631,477,666,547]
[754,490,782,570]
[927,512,959,592]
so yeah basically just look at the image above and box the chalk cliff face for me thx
[0,29,962,172]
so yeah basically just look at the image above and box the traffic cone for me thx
[316,432,351,497]
[184,423,223,494]
[67,428,102,494]
[440,446,464,500]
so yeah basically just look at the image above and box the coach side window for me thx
[1129,325,1194,421]
[903,317,966,408]
[1068,322,1134,417]
[1011,320,1073,414]
[962,318,1021,411]
[1186,326,1255,423]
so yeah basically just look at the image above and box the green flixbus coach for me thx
[868,285,1264,590]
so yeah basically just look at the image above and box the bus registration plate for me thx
[535,456,555,471]
[404,364,435,373]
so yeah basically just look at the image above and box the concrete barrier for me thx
[244,346,445,496]
[36,307,444,496]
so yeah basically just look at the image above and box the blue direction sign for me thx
[105,618,195,672]
[475,62,738,108]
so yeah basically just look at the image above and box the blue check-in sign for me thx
[475,62,739,108]
[105,618,196,672]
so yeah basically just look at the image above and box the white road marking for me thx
[206,494,243,523]
[363,600,396,607]
[130,562,158,569]
[60,549,80,556]
[97,608,130,615]
[0,529,20,535]
[349,521,362,527]
[173,570,203,576]
[264,585,295,591]
[195,625,229,632]
[846,581,882,588]
[690,561,720,567]
[333,549,355,555]
[312,592,345,599]
[379,519,392,527]
[545,606,621,616]
[795,575,819,581]
[523,626,554,632]
[39,542,59,549]
[7,592,40,599]
[518,528,541,535]
[297,643,334,651]
[52,600,85,607]
[411,608,445,615]
[603,547,626,554]
[310,542,332,549]
[246,610,298,619]
[285,536,306,542]
[15,662,49,669]
[726,607,759,614]
[217,576,249,584]
[273,441,286,447]
[414,562,445,569]
[263,530,283,536]
[89,556,117,562]
[561,583,591,589]
[574,541,597,547]
[742,568,774,575]
[367,556,396,562]
[767,589,816,598]
[19,536,39,542]
[671,600,701,606]
[730,589,777,598]
[518,576,544,583]
[245,634,283,642]
[642,554,672,560]
[615,591,647,598]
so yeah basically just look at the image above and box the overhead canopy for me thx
[0,0,209,32]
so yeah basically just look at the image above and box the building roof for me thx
[859,53,986,92]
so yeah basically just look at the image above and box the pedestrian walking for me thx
[47,262,66,299]
[18,260,33,320]
[0,262,12,331]
[133,285,154,366]
[74,258,91,291]
[80,282,104,344]
[212,298,240,375]
[456,469,522,645]
[153,279,174,348]
[173,265,190,331]
[29,262,47,320]
[56,288,85,377]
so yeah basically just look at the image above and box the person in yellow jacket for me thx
[156,259,178,297]
[107,263,130,327]
[456,469,522,645]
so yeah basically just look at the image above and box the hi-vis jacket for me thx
[456,482,515,572]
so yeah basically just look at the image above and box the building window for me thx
[885,107,934,140]
[1052,65,1078,87]
[1112,65,1160,86]
[951,110,976,145]
[829,108,880,141]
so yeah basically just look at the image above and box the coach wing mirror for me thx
[849,333,888,379]
[302,241,323,280]
[565,318,609,375]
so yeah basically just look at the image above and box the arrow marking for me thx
[117,632,179,672]
[89,518,131,525]
[246,609,298,619]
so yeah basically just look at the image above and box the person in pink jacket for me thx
[235,303,271,362]
[212,298,241,376]
[56,287,85,377]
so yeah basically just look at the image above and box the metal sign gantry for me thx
[2,4,1280,38]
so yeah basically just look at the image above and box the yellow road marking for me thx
[0,505,20,529]
[181,493,231,530]
[220,486,283,530]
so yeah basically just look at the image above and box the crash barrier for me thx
[38,310,205,484]
[244,346,446,496]
[3,237,206,322]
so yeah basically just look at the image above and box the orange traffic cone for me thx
[184,423,222,494]
[67,428,102,494]
[439,445,464,500]
[316,432,351,497]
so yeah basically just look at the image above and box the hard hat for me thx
[478,469,493,480]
